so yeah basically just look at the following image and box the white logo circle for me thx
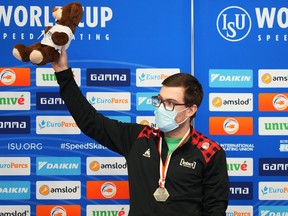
[201,142,210,150]
[0,68,16,85]
[273,94,288,111]
[217,6,252,42]
[223,118,239,134]
[101,182,117,198]
[51,206,66,216]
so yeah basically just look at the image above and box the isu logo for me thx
[217,6,252,42]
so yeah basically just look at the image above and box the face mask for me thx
[154,104,189,132]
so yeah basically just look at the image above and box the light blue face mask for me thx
[154,104,189,132]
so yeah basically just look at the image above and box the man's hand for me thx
[51,47,69,72]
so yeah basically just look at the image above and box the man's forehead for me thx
[159,86,185,101]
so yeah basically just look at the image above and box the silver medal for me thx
[153,187,170,202]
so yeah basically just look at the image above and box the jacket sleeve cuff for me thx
[54,68,73,82]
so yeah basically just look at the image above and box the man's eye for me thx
[166,101,174,106]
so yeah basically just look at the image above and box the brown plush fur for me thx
[12,2,83,66]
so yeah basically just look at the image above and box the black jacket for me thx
[56,68,229,216]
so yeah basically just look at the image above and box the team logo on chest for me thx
[180,158,197,169]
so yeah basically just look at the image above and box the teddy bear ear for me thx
[71,3,84,25]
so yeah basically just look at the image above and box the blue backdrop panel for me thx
[194,1,288,215]
[0,1,191,215]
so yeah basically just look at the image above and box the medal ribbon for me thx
[157,129,190,188]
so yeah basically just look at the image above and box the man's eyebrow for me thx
[158,94,179,102]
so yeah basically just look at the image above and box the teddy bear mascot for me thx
[12,2,84,66]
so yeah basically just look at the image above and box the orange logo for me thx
[101,182,117,198]
[140,120,150,126]
[259,93,288,112]
[36,205,80,216]
[39,185,50,196]
[0,68,30,86]
[212,96,222,107]
[87,181,129,200]
[209,117,253,135]
[261,73,272,84]
[223,118,239,134]
[89,160,100,171]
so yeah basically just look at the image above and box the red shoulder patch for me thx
[137,126,158,139]
[191,128,221,164]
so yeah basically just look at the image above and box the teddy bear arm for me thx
[44,26,52,34]
[51,32,69,46]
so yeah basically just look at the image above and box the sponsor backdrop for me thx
[1,0,287,216]
[0,1,192,216]
[194,0,288,216]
